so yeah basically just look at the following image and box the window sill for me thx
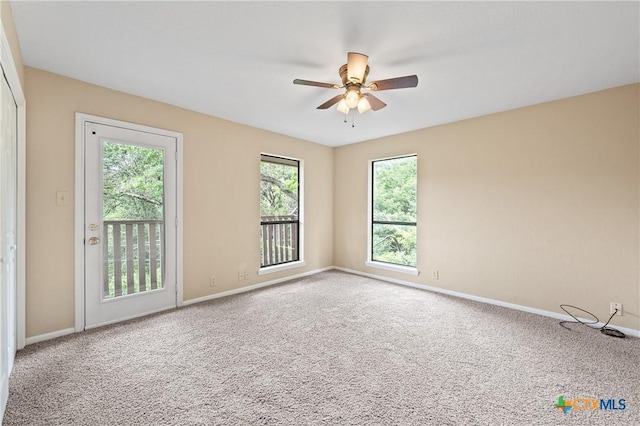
[365,261,419,276]
[258,260,306,276]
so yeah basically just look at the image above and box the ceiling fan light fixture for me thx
[345,86,360,109]
[336,98,350,114]
[357,97,371,113]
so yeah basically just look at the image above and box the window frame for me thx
[366,154,419,276]
[258,153,305,275]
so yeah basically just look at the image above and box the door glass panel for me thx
[102,141,164,300]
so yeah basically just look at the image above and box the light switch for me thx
[56,191,70,205]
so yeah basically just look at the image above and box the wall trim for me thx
[27,267,333,344]
[183,266,333,306]
[1,14,27,423]
[25,328,76,346]
[333,266,640,338]
[258,260,306,276]
[26,265,638,345]
[365,260,419,276]
[1,13,26,353]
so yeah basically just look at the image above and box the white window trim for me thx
[259,153,304,272]
[365,260,419,276]
[258,260,306,275]
[367,154,419,276]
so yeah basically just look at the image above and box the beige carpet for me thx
[4,271,639,425]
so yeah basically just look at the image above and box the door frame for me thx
[0,22,25,351]
[74,113,183,331]
[0,16,26,421]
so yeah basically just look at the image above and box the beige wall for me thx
[334,84,640,330]
[25,67,334,337]
[22,64,640,336]
[0,1,24,86]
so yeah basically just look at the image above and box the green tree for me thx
[260,161,299,217]
[103,143,164,220]
[372,156,417,266]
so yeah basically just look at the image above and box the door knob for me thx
[88,237,100,245]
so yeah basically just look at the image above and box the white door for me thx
[84,121,177,328]
[0,73,17,416]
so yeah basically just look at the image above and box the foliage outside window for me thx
[260,155,300,267]
[102,142,165,298]
[103,143,164,220]
[371,155,417,267]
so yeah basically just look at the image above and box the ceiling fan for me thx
[293,52,418,114]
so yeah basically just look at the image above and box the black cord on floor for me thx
[559,304,625,338]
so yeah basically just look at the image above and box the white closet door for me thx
[0,72,17,419]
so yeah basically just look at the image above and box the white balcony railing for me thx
[260,215,298,267]
[103,219,163,299]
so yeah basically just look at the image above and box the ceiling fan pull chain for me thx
[352,111,355,128]
[344,110,348,124]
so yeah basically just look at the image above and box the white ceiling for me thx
[10,1,640,147]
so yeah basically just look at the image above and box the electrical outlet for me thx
[432,270,439,280]
[610,302,623,316]
[243,271,250,280]
[238,271,244,281]
[209,276,216,287]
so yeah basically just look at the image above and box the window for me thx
[370,155,417,269]
[260,154,301,269]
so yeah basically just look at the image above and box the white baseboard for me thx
[25,265,638,346]
[183,266,333,306]
[334,266,640,338]
[25,327,76,346]
[25,267,333,346]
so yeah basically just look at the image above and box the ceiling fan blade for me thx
[347,52,369,83]
[317,94,345,110]
[293,79,338,89]
[369,75,418,91]
[362,93,387,111]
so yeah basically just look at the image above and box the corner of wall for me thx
[0,2,25,87]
